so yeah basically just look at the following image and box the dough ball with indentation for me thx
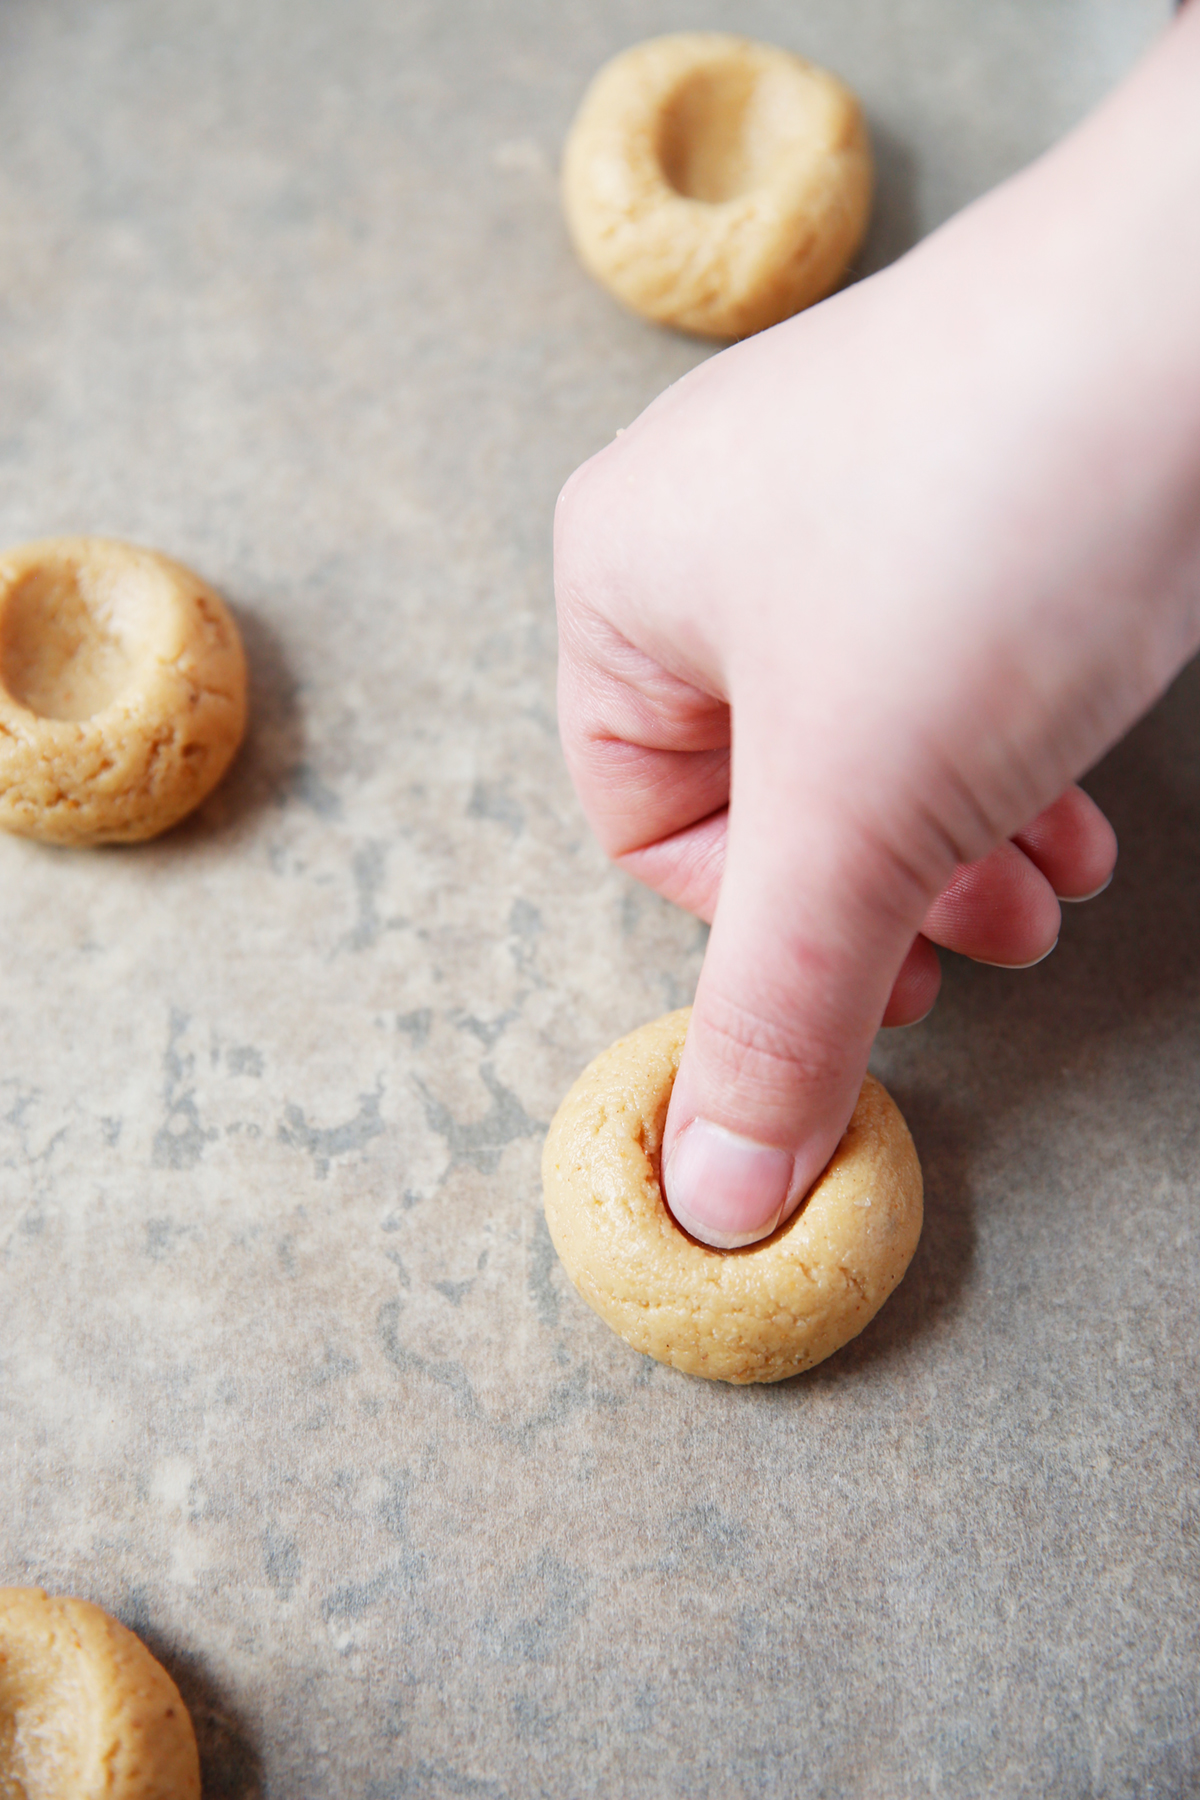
[0,1588,200,1800]
[562,32,873,339]
[542,1009,922,1383]
[0,537,247,845]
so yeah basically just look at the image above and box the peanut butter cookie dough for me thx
[561,33,873,340]
[542,1010,922,1383]
[0,1588,200,1799]
[0,537,247,845]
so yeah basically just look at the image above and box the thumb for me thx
[662,775,936,1249]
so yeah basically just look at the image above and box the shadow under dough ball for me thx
[562,32,873,339]
[0,538,247,845]
[0,1588,200,1800]
[542,1010,922,1383]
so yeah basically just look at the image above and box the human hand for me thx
[554,7,1200,1247]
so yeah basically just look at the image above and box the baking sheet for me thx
[1,2,1193,1795]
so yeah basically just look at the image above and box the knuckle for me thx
[694,988,842,1101]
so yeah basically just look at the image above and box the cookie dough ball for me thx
[542,1009,922,1383]
[562,33,873,340]
[0,537,247,845]
[0,1588,200,1799]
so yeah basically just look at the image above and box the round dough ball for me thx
[542,1009,922,1383]
[0,537,247,845]
[0,1588,200,1800]
[561,32,873,340]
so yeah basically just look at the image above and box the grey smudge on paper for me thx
[377,1299,478,1415]
[364,1760,506,1799]
[480,1550,589,1665]
[153,1009,218,1170]
[377,1470,414,1542]
[659,1502,748,1577]
[307,1345,359,1386]
[1,1086,35,1154]
[321,1556,425,1623]
[415,1064,542,1175]
[454,1009,517,1050]
[226,1045,264,1078]
[288,761,342,819]
[660,970,696,1012]
[619,1683,659,1737]
[376,1301,596,1449]
[396,1008,432,1046]
[278,1085,385,1179]
[528,1211,560,1330]
[0,1084,67,1175]
[468,779,524,836]
[342,841,386,952]
[264,1527,301,1600]
[145,1217,183,1261]
[508,899,544,985]
[508,898,540,940]
[509,1691,562,1745]
[433,1278,473,1307]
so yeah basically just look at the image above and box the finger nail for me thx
[663,1119,794,1249]
[882,1001,937,1030]
[1060,872,1113,903]
[976,936,1059,970]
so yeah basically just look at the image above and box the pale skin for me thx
[555,4,1200,1248]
